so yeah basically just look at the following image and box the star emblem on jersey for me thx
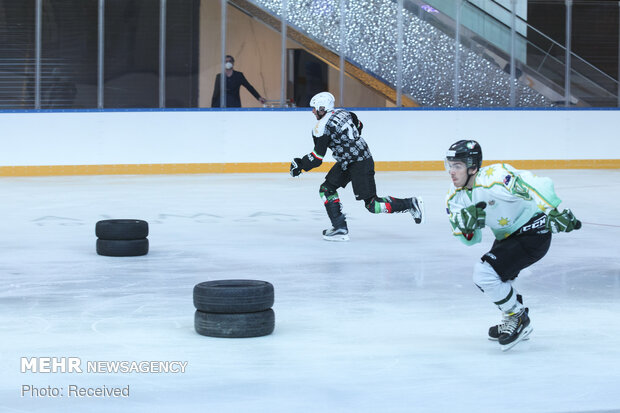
[498,217,510,227]
[485,167,495,177]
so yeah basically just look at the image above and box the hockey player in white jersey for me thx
[445,140,581,351]
[290,91,424,241]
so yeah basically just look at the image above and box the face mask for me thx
[225,62,233,70]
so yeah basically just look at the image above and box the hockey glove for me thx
[458,202,487,234]
[290,158,303,177]
[546,208,581,233]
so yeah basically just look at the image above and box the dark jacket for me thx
[211,70,261,108]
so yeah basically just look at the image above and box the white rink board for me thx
[1,109,618,166]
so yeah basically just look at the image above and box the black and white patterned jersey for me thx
[310,109,372,170]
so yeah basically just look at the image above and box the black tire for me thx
[194,309,275,338]
[96,219,149,240]
[193,280,274,313]
[96,238,149,257]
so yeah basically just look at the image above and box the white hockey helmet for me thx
[310,91,335,112]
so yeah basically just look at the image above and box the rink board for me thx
[1,108,619,176]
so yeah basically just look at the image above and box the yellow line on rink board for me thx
[1,159,619,177]
[376,159,620,171]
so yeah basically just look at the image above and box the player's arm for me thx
[350,111,363,136]
[290,135,328,176]
[501,164,581,233]
[304,134,328,170]
[502,164,561,212]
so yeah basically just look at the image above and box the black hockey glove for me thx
[290,158,303,177]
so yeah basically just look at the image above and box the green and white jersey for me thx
[446,163,562,245]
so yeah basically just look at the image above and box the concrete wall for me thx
[1,109,618,176]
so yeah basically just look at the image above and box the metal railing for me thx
[247,0,552,107]
[1,0,619,109]
[419,0,618,106]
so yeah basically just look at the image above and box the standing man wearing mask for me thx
[211,55,266,108]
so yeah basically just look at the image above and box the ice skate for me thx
[489,295,528,341]
[322,227,349,242]
[409,196,425,224]
[489,308,530,341]
[498,308,533,351]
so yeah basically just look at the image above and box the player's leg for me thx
[349,159,425,223]
[473,259,531,351]
[364,196,410,213]
[475,230,551,350]
[320,164,351,241]
[363,196,425,223]
[488,290,525,341]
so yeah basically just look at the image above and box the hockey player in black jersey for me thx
[290,91,425,241]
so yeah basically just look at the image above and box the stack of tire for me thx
[96,219,149,257]
[193,280,275,338]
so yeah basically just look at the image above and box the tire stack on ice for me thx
[193,280,275,338]
[96,219,149,257]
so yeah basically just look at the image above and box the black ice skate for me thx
[322,226,349,242]
[489,295,528,341]
[498,308,533,351]
[409,197,425,224]
[489,308,530,341]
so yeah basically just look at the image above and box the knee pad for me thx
[472,261,501,291]
[320,183,339,203]
[365,196,392,213]
[365,197,379,213]
[473,260,519,311]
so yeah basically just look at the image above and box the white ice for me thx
[1,170,619,413]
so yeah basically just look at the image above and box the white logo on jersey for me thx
[520,215,546,233]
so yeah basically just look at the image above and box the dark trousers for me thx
[323,158,376,201]
[481,214,552,282]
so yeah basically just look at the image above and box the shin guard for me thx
[365,196,413,214]
[320,184,347,229]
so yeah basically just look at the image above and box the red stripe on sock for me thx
[324,198,341,205]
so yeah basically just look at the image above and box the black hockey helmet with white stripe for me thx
[446,140,482,170]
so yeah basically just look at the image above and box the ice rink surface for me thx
[1,169,619,413]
